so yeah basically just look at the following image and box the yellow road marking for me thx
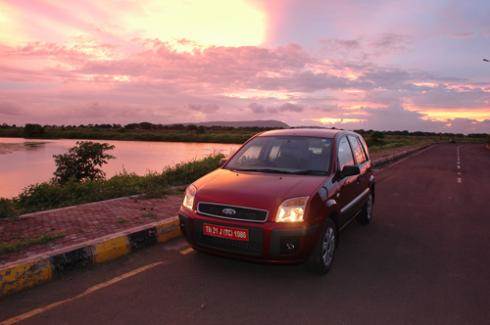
[0,261,164,325]
[180,247,194,255]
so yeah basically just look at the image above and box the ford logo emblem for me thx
[222,208,237,216]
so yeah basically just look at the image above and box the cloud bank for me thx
[0,0,489,133]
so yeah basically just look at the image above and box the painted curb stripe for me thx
[0,260,52,297]
[94,236,130,264]
[156,219,181,243]
[0,219,180,298]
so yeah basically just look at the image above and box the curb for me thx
[372,143,432,169]
[0,217,180,297]
[0,143,433,298]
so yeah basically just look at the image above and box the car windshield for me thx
[225,136,333,175]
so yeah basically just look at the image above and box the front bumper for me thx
[178,210,320,264]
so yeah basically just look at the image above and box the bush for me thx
[0,198,18,218]
[53,141,115,184]
[160,154,224,185]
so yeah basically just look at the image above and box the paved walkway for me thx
[0,195,183,265]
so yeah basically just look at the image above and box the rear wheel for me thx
[357,192,374,225]
[307,219,337,275]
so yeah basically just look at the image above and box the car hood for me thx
[193,168,326,213]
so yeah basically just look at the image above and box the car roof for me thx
[257,128,358,139]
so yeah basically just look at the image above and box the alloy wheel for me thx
[322,227,336,267]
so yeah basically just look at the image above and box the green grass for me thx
[0,233,65,256]
[0,154,224,217]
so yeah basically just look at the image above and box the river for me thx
[0,138,240,198]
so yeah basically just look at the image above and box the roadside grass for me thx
[0,154,224,217]
[0,233,65,256]
[366,135,433,153]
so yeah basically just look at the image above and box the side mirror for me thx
[340,165,360,178]
[219,157,227,167]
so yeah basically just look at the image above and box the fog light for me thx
[280,237,300,254]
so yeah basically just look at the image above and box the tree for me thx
[53,141,115,184]
[24,123,45,137]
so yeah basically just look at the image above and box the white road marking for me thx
[180,247,195,255]
[0,261,164,325]
[456,146,463,183]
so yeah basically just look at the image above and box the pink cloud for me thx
[0,36,489,133]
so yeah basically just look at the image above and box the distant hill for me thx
[196,120,289,128]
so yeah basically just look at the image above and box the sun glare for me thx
[122,0,266,48]
[420,110,490,122]
[317,117,364,124]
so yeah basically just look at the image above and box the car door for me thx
[347,135,370,214]
[336,136,359,226]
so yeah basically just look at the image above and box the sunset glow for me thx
[122,1,266,47]
[0,0,489,133]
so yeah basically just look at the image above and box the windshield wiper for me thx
[289,169,328,176]
[233,168,300,174]
[231,168,327,175]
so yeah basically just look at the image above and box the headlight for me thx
[182,185,197,210]
[275,197,309,223]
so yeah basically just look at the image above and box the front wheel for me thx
[307,219,337,275]
[357,192,374,225]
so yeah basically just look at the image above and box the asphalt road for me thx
[1,143,489,325]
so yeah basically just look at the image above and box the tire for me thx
[357,192,374,225]
[307,219,338,275]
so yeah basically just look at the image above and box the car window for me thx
[226,136,333,174]
[358,136,370,160]
[348,135,367,164]
[337,136,355,170]
[234,144,262,165]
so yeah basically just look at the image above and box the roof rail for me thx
[289,126,345,130]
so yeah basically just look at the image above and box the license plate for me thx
[202,223,249,241]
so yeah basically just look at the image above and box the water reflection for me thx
[0,138,240,198]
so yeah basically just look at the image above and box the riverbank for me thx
[0,138,239,199]
[0,125,257,144]
[0,155,224,218]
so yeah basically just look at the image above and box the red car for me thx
[179,128,375,274]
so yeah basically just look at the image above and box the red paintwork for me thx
[178,128,375,264]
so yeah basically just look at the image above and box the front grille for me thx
[193,220,263,256]
[197,202,268,222]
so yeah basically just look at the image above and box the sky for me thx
[0,0,489,133]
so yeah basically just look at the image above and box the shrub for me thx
[0,198,18,218]
[53,141,115,184]
[160,154,224,185]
